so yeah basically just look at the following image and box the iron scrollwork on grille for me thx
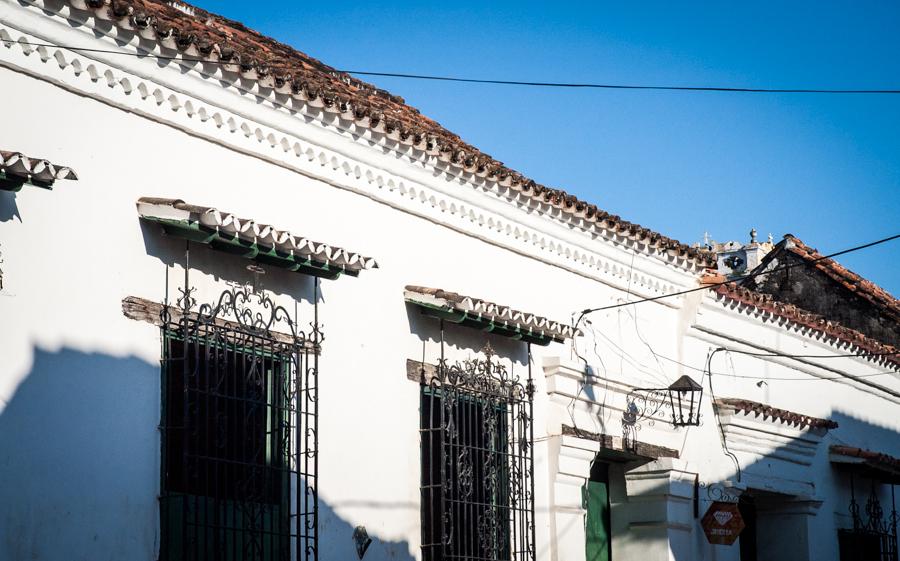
[699,481,741,504]
[621,388,669,452]
[160,271,319,561]
[421,344,536,561]
[841,475,899,561]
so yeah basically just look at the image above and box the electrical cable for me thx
[13,43,895,370]
[654,351,899,381]
[9,40,900,95]
[706,348,742,481]
[575,232,900,327]
[580,322,899,382]
[343,71,900,95]
[578,312,899,382]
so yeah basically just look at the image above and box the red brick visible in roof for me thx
[712,283,900,368]
[715,398,838,430]
[779,235,900,323]
[60,0,714,268]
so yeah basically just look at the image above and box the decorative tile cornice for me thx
[714,398,837,431]
[830,445,900,481]
[137,197,378,278]
[714,397,830,469]
[0,9,699,308]
[711,283,900,369]
[404,285,577,345]
[0,149,77,190]
[46,0,713,269]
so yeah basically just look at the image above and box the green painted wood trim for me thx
[144,217,347,280]
[0,172,53,191]
[407,299,557,346]
[586,479,612,561]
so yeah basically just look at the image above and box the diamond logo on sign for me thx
[713,511,733,525]
[701,502,745,546]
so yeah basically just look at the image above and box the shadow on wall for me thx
[0,191,20,222]
[0,345,414,561]
[0,346,160,561]
[405,302,529,368]
[673,407,900,561]
[318,498,415,561]
[138,220,319,305]
[830,411,900,456]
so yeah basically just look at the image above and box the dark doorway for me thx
[739,494,758,561]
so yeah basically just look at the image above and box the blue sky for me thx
[203,1,900,293]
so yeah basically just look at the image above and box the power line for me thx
[342,70,900,95]
[576,232,900,323]
[658,348,899,381]
[11,40,898,364]
[10,40,900,95]
[723,348,899,359]
[579,325,899,383]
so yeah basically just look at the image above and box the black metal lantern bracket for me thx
[621,375,703,449]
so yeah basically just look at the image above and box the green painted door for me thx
[586,463,612,561]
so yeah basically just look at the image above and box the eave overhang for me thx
[0,150,78,191]
[137,197,378,280]
[830,445,900,484]
[715,398,838,431]
[31,0,715,271]
[404,285,577,346]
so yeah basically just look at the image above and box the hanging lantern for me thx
[667,375,703,426]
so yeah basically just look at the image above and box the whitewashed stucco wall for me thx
[0,54,697,560]
[1,2,899,560]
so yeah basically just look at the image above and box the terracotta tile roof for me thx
[711,282,900,368]
[137,197,378,277]
[774,235,900,322]
[714,398,838,430]
[830,445,900,481]
[62,0,714,268]
[0,150,78,189]
[404,285,577,344]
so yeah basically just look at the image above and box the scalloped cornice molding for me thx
[708,291,900,371]
[0,2,702,305]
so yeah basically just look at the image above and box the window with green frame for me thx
[160,332,293,561]
[420,386,512,561]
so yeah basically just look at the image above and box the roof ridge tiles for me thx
[713,282,900,368]
[780,235,900,320]
[60,0,714,268]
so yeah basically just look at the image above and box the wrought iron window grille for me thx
[159,241,319,561]
[420,330,536,561]
[839,474,898,561]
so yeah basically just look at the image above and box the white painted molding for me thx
[0,1,704,308]
[690,304,900,404]
[714,407,825,468]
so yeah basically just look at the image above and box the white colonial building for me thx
[1,2,898,561]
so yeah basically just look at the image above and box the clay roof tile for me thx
[60,0,715,268]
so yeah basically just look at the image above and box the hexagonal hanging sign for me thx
[701,501,745,545]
